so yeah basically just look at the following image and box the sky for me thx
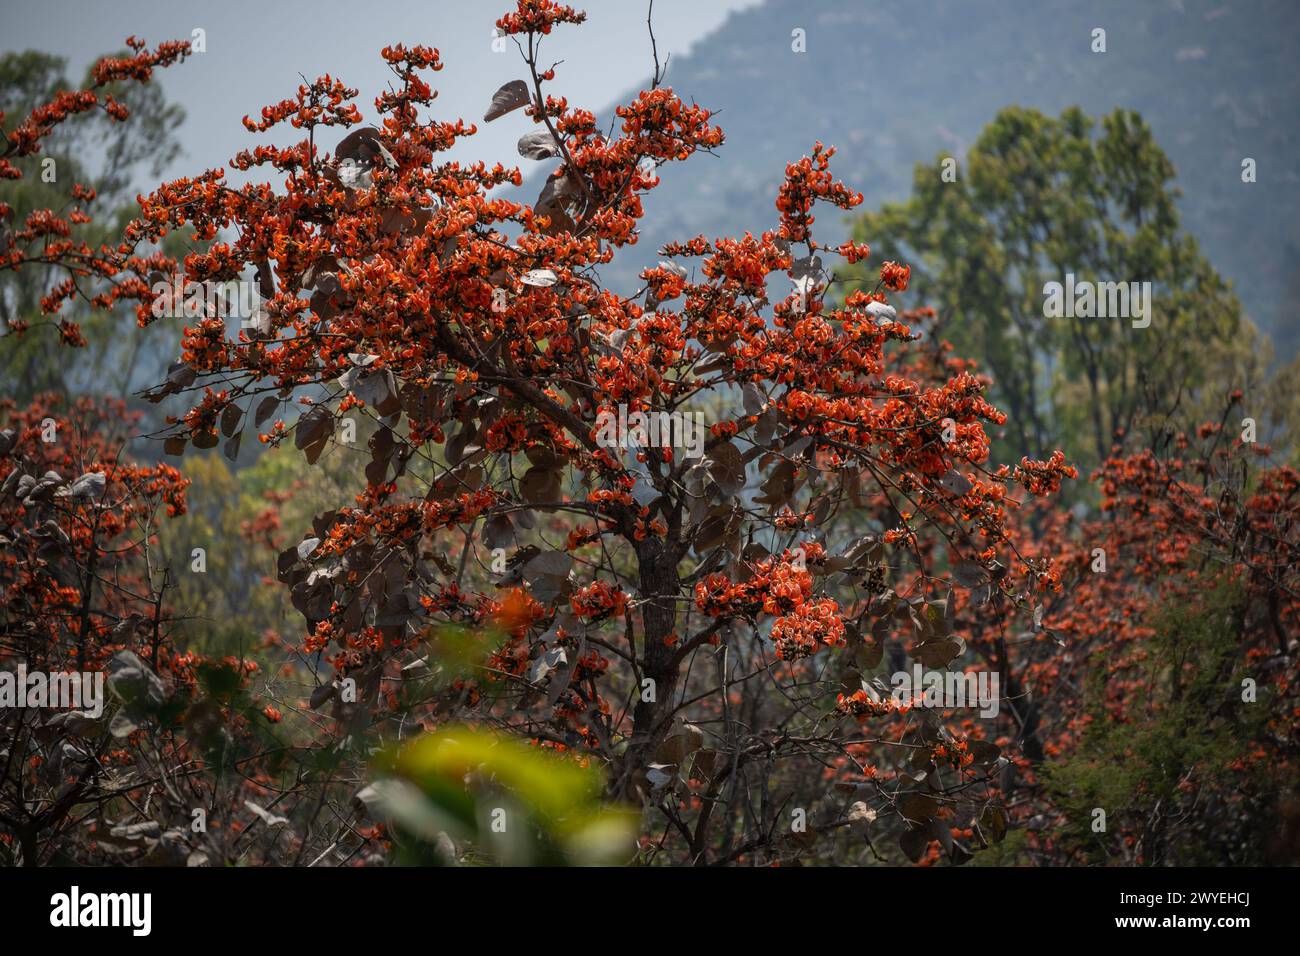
[1,0,760,184]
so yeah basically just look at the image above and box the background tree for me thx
[841,106,1271,474]
[0,45,187,402]
[0,35,284,869]
[981,420,1298,865]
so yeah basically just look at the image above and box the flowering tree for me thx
[0,37,191,345]
[98,0,1080,864]
[977,413,1299,865]
[0,42,188,400]
[0,396,190,864]
[0,393,361,867]
[0,44,307,868]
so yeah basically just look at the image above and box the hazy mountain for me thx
[523,0,1300,356]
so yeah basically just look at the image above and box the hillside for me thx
[523,0,1300,355]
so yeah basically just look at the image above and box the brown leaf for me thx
[220,403,242,438]
[914,636,964,668]
[939,470,972,496]
[754,459,796,507]
[484,80,530,122]
[309,682,337,710]
[519,466,561,505]
[979,805,1008,844]
[853,636,884,670]
[518,129,561,159]
[707,441,746,496]
[900,792,939,824]
[900,824,932,863]
[951,560,988,588]
[521,549,572,585]
[482,514,515,551]
[521,268,558,287]
[336,127,387,165]
[656,721,705,766]
[254,396,279,428]
[969,739,1001,767]
[295,406,333,465]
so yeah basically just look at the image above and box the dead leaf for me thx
[518,129,561,159]
[484,80,530,122]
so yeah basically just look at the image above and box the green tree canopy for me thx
[842,106,1268,472]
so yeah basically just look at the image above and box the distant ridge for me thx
[518,0,1300,356]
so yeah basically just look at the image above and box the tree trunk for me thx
[614,538,681,797]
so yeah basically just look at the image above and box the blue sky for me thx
[2,0,759,184]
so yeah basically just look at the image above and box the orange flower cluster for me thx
[569,580,628,621]
[693,545,852,659]
[1012,450,1077,496]
[770,597,846,660]
[495,0,586,36]
[775,142,863,243]
[0,37,191,357]
[879,260,911,291]
[836,688,909,721]
[694,545,825,620]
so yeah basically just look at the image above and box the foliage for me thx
[841,106,1270,474]
[0,43,188,403]
[367,724,638,865]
